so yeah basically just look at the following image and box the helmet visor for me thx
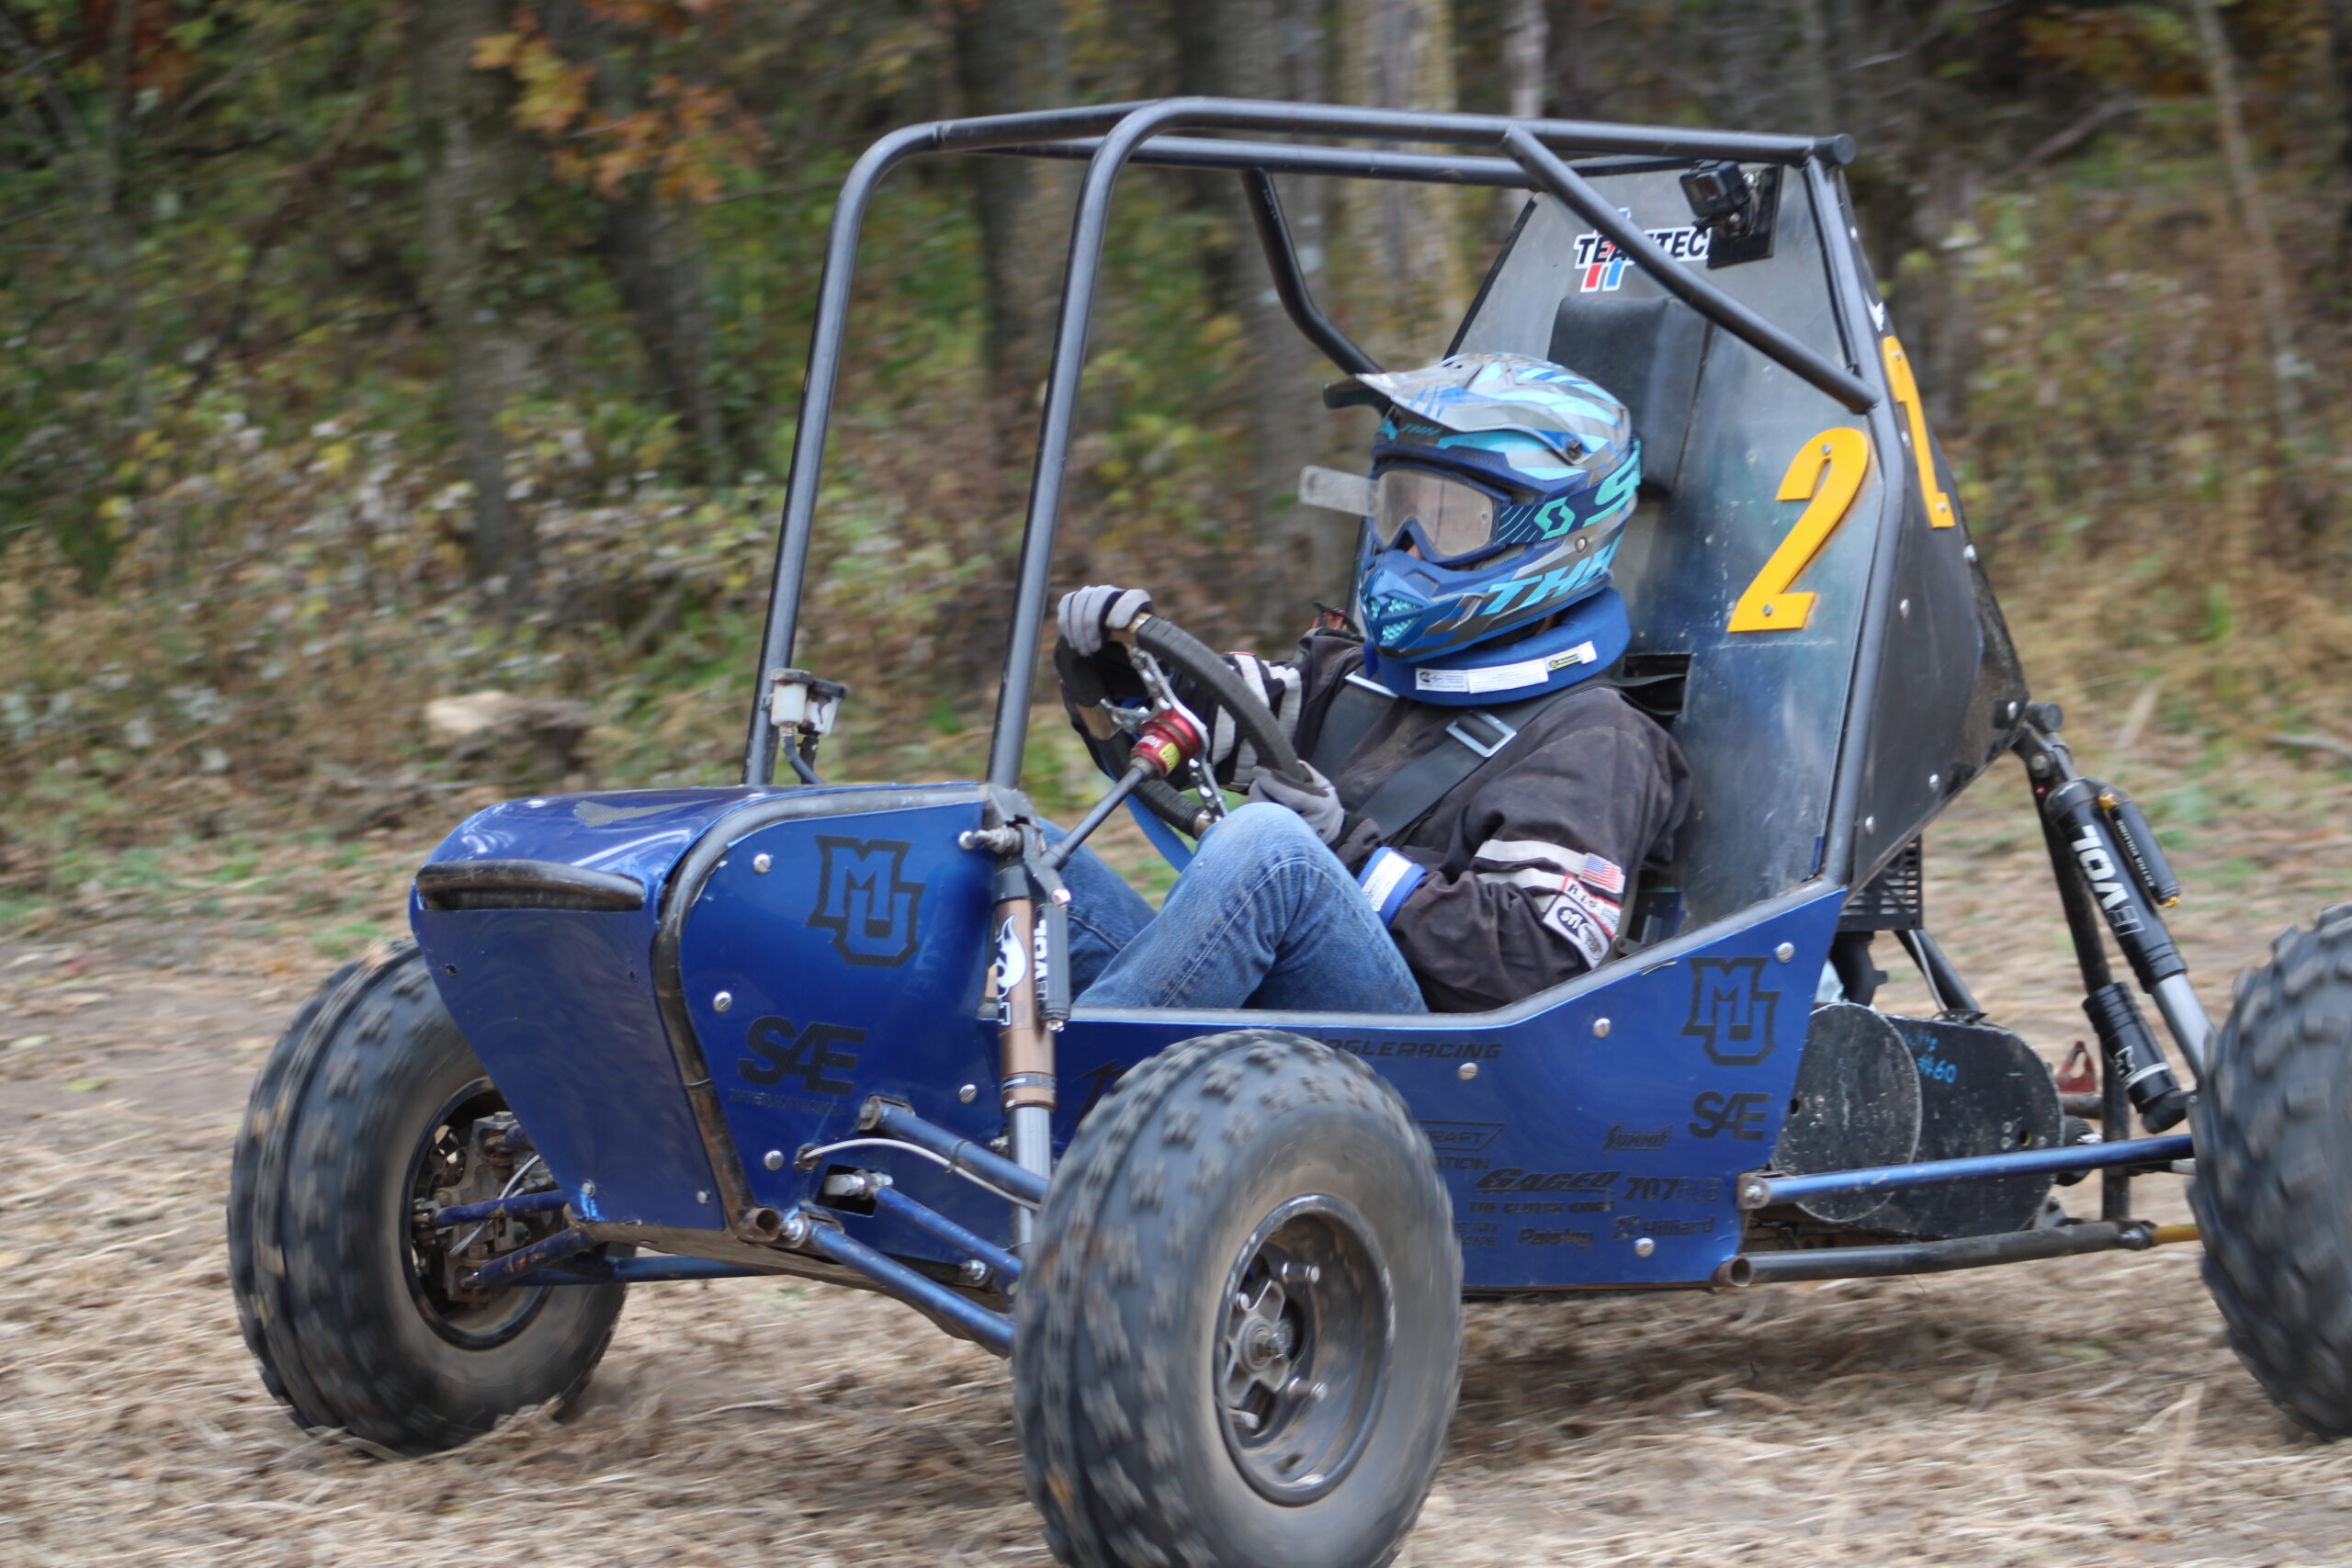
[1372,468,1497,561]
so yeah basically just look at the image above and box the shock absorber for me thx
[2041,775,2201,1090]
[2082,981,2190,1132]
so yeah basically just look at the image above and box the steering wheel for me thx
[1055,614,1321,840]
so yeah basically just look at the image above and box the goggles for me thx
[1371,467,1507,562]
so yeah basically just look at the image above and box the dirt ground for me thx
[3,735,2348,1568]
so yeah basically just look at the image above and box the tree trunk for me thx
[1177,0,1343,635]
[2189,0,2312,540]
[2190,0,2301,431]
[601,195,729,478]
[954,0,1076,412]
[1331,0,1469,366]
[412,0,534,595]
[2325,0,2352,271]
[1494,0,1548,242]
[1503,0,1547,120]
[543,1,730,481]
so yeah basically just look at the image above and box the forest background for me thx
[1,0,2348,913]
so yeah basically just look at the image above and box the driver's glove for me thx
[1248,762,1344,845]
[1057,584,1152,657]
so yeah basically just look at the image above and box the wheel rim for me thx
[1214,1194,1393,1505]
[401,1077,552,1349]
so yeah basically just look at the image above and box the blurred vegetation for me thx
[1,0,2347,902]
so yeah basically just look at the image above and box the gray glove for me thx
[1057,584,1152,657]
[1249,761,1344,845]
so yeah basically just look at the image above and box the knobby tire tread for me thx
[225,939,623,1453]
[1013,1028,1460,1568]
[2190,904,2352,1437]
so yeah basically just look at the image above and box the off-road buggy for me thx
[229,100,2352,1568]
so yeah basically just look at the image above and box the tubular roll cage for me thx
[739,99,1882,870]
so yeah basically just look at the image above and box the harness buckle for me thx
[1444,709,1516,760]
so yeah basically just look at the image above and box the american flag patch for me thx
[1575,854,1626,897]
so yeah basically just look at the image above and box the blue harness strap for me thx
[1125,796,1195,871]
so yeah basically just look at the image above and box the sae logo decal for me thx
[1573,209,1712,292]
[808,835,924,968]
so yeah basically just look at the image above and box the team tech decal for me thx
[808,836,924,967]
[1682,955,1781,1066]
[1572,213,1712,293]
[739,1016,862,1097]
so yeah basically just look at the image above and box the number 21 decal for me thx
[1881,335,1955,527]
[1728,426,1870,633]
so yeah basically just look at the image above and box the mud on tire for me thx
[2190,903,2352,1437]
[226,939,625,1453]
[1013,1029,1461,1568]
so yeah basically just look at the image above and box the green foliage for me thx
[2,0,2350,897]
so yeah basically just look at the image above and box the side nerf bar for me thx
[1737,1133,2194,1211]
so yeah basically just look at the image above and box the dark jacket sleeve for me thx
[1369,706,1687,1013]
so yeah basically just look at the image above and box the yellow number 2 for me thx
[1881,336,1955,527]
[1728,426,1871,632]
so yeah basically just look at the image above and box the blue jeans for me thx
[1056,802,1429,1013]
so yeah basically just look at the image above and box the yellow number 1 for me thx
[1881,336,1955,527]
[1728,427,1871,632]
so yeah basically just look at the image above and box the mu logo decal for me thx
[808,836,924,968]
[1681,955,1781,1066]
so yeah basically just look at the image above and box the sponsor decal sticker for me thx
[1689,1089,1771,1141]
[1682,955,1781,1066]
[808,837,925,967]
[1413,642,1596,695]
[739,1017,863,1098]
[1541,880,1621,966]
[1572,212,1713,293]
[1421,1121,1506,1154]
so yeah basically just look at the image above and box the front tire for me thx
[2191,904,2352,1436]
[1014,1029,1461,1568]
[227,939,626,1453]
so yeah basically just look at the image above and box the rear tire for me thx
[2190,904,2352,1436]
[227,939,626,1453]
[1014,1029,1460,1568]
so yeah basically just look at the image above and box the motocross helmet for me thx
[1341,353,1640,705]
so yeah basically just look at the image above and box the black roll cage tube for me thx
[744,97,1889,881]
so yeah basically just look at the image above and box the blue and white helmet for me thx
[1343,353,1641,705]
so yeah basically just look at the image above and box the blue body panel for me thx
[411,788,789,1231]
[672,795,1006,1267]
[410,784,1846,1290]
[1057,886,1843,1290]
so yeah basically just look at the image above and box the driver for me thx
[1050,352,1689,1015]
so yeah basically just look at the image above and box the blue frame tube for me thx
[465,1225,594,1290]
[1740,1133,2194,1211]
[427,1189,569,1228]
[529,1257,789,1284]
[869,1184,1023,1284]
[862,1099,1050,1206]
[802,1222,1015,1357]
